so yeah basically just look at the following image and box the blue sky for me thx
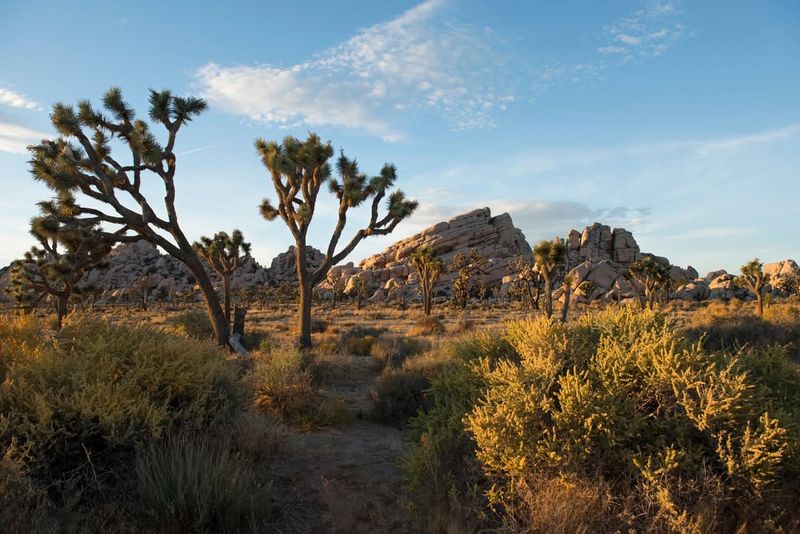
[1,0,798,274]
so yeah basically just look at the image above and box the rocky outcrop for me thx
[265,246,325,286]
[323,208,532,302]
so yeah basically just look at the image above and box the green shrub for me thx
[465,306,800,531]
[167,309,214,340]
[0,316,242,500]
[0,313,43,383]
[373,370,433,426]
[133,432,259,533]
[402,332,518,529]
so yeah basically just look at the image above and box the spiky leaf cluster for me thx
[193,230,251,277]
[9,195,112,306]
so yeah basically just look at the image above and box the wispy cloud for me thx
[0,121,49,154]
[0,87,42,111]
[196,0,516,139]
[600,0,685,59]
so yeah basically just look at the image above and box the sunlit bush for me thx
[465,306,800,531]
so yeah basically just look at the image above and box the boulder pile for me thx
[323,207,532,302]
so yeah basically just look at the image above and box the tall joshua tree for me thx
[738,258,770,316]
[560,274,575,323]
[533,239,567,318]
[629,256,671,310]
[9,195,111,328]
[27,87,232,347]
[410,246,444,316]
[257,133,417,348]
[194,230,251,329]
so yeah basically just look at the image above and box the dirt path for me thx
[266,356,415,533]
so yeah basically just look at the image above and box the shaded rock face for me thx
[324,208,532,301]
[83,241,277,299]
[265,245,325,286]
[566,223,641,271]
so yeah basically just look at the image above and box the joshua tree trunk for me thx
[543,274,553,318]
[223,273,232,329]
[646,284,656,310]
[295,243,314,349]
[755,291,764,316]
[561,285,571,323]
[55,291,69,330]
[332,291,337,310]
[186,256,230,348]
[422,287,432,316]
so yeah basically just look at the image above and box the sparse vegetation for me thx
[410,246,444,316]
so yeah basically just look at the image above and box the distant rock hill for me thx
[324,207,532,302]
[0,208,797,305]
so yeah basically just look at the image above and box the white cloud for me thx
[601,0,685,59]
[0,121,49,154]
[0,87,41,111]
[195,0,517,138]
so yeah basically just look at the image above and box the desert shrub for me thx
[133,432,259,533]
[465,306,800,531]
[310,318,328,333]
[453,316,475,334]
[233,410,285,463]
[167,309,214,339]
[371,336,429,370]
[0,316,242,502]
[409,316,445,336]
[402,332,519,529]
[312,397,353,427]
[373,370,433,426]
[338,325,385,356]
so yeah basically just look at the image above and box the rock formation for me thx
[323,207,532,302]
[264,246,325,286]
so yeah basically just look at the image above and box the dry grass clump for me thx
[686,300,800,352]
[247,344,351,429]
[370,336,429,370]
[409,315,446,336]
[133,433,261,533]
[167,309,214,339]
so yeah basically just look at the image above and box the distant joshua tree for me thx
[533,239,567,319]
[629,256,671,310]
[27,87,233,347]
[410,246,444,316]
[326,269,346,310]
[257,133,417,348]
[9,195,111,328]
[355,276,369,310]
[738,258,770,316]
[449,249,487,309]
[194,230,251,329]
[509,255,543,310]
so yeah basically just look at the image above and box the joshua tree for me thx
[533,239,567,318]
[194,230,251,329]
[257,133,417,348]
[130,273,159,311]
[560,274,575,323]
[410,246,444,316]
[28,87,232,347]
[355,276,369,310]
[449,249,487,309]
[629,256,671,310]
[509,255,543,310]
[326,269,347,310]
[8,196,111,328]
[738,258,770,316]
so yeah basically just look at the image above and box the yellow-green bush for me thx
[0,315,242,503]
[465,306,800,531]
[0,313,43,382]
